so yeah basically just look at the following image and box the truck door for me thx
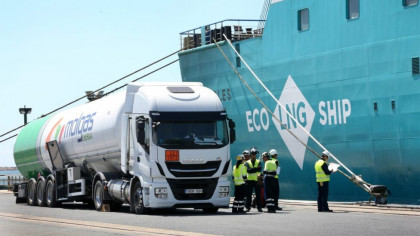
[130,115,151,176]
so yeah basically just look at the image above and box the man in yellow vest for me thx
[232,154,247,214]
[269,149,282,211]
[245,147,263,212]
[263,152,277,213]
[315,150,334,212]
[242,149,251,161]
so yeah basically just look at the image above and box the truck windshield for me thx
[153,120,228,149]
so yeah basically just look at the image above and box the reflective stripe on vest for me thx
[246,159,260,181]
[315,160,330,182]
[233,164,246,186]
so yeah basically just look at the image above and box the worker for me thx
[263,151,277,213]
[232,154,247,214]
[244,147,262,212]
[315,150,334,212]
[242,149,251,161]
[269,149,282,211]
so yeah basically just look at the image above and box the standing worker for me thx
[269,149,282,211]
[242,150,251,161]
[245,147,263,212]
[315,150,334,212]
[263,152,277,213]
[232,154,247,214]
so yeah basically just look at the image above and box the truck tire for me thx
[93,180,105,211]
[36,180,46,207]
[27,180,37,206]
[131,181,149,214]
[46,180,57,207]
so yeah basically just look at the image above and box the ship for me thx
[177,0,420,204]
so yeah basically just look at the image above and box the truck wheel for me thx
[93,181,104,211]
[27,180,37,206]
[46,180,57,207]
[202,207,219,214]
[36,180,46,206]
[131,181,149,214]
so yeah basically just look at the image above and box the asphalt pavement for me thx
[0,190,419,236]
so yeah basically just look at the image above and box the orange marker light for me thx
[165,150,179,161]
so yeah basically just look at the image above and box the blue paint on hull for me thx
[179,0,420,204]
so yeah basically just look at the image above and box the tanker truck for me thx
[13,82,235,214]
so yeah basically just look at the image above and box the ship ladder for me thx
[212,36,388,205]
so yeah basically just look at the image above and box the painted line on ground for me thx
[0,212,219,236]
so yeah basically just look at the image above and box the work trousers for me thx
[274,178,279,208]
[317,181,330,211]
[264,176,277,212]
[233,184,246,213]
[246,180,261,209]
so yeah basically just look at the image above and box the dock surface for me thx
[0,190,419,235]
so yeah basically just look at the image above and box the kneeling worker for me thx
[232,154,247,213]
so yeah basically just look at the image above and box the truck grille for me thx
[165,161,221,177]
[166,178,218,200]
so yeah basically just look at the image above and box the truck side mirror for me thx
[228,118,236,144]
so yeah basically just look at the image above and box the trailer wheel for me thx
[27,180,37,206]
[93,180,105,211]
[131,181,149,214]
[36,180,46,207]
[46,180,57,207]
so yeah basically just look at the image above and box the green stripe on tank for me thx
[14,116,50,179]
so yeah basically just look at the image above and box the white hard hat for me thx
[269,149,278,156]
[322,150,331,158]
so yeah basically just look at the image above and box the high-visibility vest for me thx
[315,160,330,182]
[246,159,260,181]
[233,164,247,186]
[264,159,277,177]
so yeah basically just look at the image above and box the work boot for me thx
[258,208,263,212]
[276,206,282,211]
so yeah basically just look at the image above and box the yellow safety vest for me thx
[264,160,277,177]
[246,159,260,181]
[233,164,247,186]
[315,160,330,182]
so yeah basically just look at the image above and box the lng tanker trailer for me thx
[13,82,236,214]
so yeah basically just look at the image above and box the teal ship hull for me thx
[178,0,420,204]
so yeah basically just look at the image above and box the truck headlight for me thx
[154,187,168,199]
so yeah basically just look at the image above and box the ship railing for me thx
[258,0,272,29]
[179,19,265,50]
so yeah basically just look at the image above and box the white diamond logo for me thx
[272,75,315,170]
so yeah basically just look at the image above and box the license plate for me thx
[185,189,203,194]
